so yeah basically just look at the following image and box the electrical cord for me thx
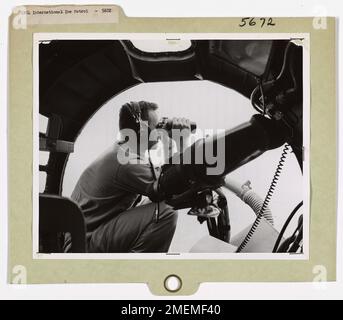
[250,41,297,117]
[236,143,291,252]
[277,216,301,252]
[276,42,293,82]
[148,150,160,223]
[237,42,299,253]
[288,224,303,253]
[272,201,303,253]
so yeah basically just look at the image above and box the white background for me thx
[1,0,342,299]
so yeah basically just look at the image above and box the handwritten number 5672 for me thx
[239,17,276,28]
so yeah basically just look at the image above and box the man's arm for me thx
[115,161,164,202]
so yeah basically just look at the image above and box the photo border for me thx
[7,7,336,294]
[33,32,311,261]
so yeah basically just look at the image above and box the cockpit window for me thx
[130,40,192,53]
[210,40,273,76]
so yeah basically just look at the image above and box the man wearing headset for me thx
[65,101,191,253]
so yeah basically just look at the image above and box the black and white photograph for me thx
[35,35,309,258]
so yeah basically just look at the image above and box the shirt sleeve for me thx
[115,161,156,197]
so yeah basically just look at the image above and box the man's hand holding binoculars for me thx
[167,117,192,153]
[155,117,193,162]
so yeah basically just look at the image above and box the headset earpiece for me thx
[131,101,141,123]
[126,101,152,136]
[126,101,142,132]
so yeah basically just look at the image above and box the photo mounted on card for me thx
[8,5,337,295]
[34,33,310,259]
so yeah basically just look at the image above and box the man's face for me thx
[147,109,159,129]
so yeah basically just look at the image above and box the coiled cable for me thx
[236,143,291,252]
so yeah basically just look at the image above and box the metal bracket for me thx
[39,135,74,153]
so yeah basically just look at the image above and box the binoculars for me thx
[156,117,197,132]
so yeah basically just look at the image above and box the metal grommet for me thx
[164,275,182,293]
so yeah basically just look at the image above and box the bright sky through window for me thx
[130,40,192,53]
